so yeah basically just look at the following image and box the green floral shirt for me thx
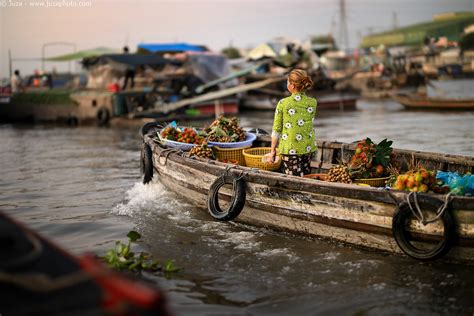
[272,92,317,155]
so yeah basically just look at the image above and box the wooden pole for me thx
[8,49,13,77]
[156,76,286,114]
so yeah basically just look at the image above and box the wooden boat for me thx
[393,93,474,110]
[141,126,474,262]
[0,211,170,315]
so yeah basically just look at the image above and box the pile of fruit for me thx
[205,116,246,143]
[349,138,394,179]
[393,167,441,193]
[188,142,214,159]
[160,126,179,141]
[160,126,204,145]
[176,128,205,145]
[327,165,352,184]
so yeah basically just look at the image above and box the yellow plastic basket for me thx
[242,147,282,171]
[213,146,250,166]
[354,177,390,187]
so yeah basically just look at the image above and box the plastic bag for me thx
[436,171,474,196]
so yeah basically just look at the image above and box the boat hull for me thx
[146,136,474,262]
[241,95,357,111]
[394,93,474,110]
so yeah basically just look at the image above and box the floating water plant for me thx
[99,230,180,274]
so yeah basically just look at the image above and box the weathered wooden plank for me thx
[154,154,474,240]
[155,161,474,257]
[146,135,474,210]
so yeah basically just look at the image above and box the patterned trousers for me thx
[281,153,312,177]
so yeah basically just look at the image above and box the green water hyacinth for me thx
[99,230,180,274]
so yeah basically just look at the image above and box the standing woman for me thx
[270,69,317,177]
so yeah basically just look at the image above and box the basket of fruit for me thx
[158,125,206,151]
[354,177,390,187]
[208,133,256,148]
[242,147,281,171]
[349,138,396,187]
[214,146,250,166]
[205,116,256,148]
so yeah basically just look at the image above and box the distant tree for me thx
[221,47,241,59]
[460,32,474,52]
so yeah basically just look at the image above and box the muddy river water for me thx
[1,99,473,315]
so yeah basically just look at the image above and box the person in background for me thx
[122,46,135,90]
[10,70,23,93]
[270,69,317,177]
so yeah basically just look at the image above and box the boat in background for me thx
[393,93,474,110]
[394,79,474,110]
[241,94,357,111]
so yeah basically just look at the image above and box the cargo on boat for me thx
[140,124,474,263]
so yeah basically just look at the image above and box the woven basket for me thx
[208,133,256,148]
[214,146,250,166]
[354,176,390,187]
[242,147,281,171]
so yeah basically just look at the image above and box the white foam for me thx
[234,242,262,250]
[220,231,256,242]
[321,252,340,261]
[372,283,386,291]
[257,248,299,263]
[111,181,190,217]
[259,248,290,257]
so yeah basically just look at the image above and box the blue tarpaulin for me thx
[138,43,207,53]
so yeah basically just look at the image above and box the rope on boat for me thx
[406,192,453,225]
[221,164,260,181]
[157,148,185,166]
[392,192,455,261]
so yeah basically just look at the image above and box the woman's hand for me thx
[269,149,277,163]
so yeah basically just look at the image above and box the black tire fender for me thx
[140,121,161,137]
[207,174,246,221]
[392,198,455,261]
[97,107,110,126]
[141,143,153,184]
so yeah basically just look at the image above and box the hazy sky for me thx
[1,0,473,77]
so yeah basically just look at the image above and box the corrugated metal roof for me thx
[45,47,120,61]
[361,12,474,48]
